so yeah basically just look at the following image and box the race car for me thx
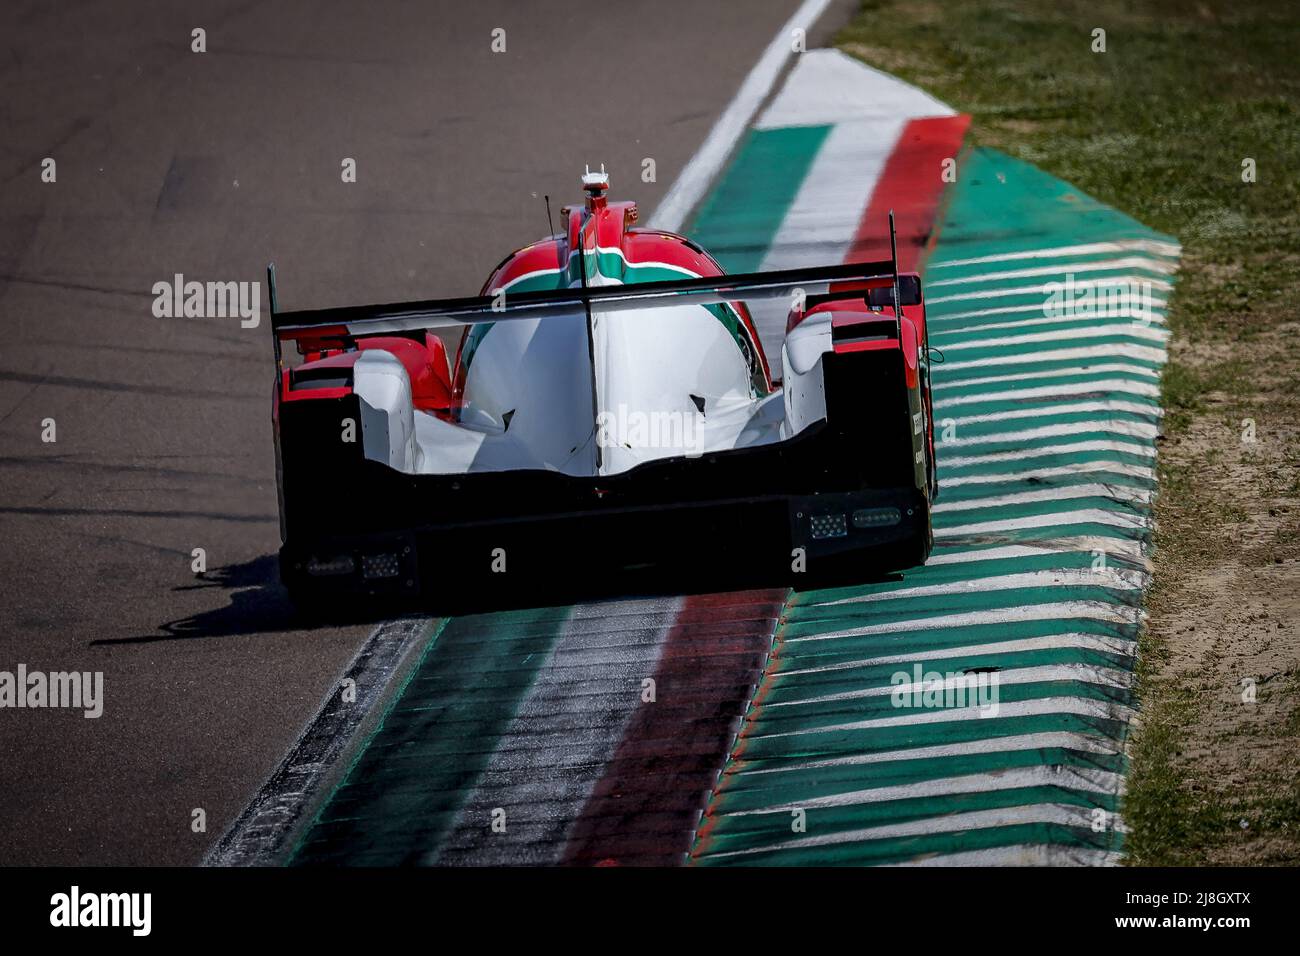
[270,168,937,606]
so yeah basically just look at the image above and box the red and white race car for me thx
[270,170,937,606]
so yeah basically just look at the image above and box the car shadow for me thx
[91,554,370,645]
[98,546,906,645]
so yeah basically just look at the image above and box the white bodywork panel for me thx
[782,312,833,437]
[355,351,422,473]
[350,287,834,477]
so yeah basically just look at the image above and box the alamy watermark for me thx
[1042,273,1155,323]
[596,403,705,457]
[1,665,103,718]
[50,886,150,936]
[151,274,260,328]
[890,664,1000,717]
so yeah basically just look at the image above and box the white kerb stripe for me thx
[927,537,1149,565]
[930,298,1168,325]
[758,118,905,271]
[767,663,1132,709]
[939,419,1158,448]
[933,378,1161,408]
[945,400,1161,426]
[750,696,1134,740]
[811,568,1146,608]
[737,732,1123,776]
[724,765,1120,816]
[940,324,1170,351]
[783,601,1138,643]
[939,343,1167,373]
[929,239,1181,268]
[756,48,955,128]
[933,484,1152,511]
[940,439,1155,468]
[926,255,1181,286]
[703,804,1122,860]
[938,311,1168,341]
[938,460,1156,488]
[776,634,1137,677]
[884,844,1122,866]
[927,275,1173,305]
[936,508,1150,537]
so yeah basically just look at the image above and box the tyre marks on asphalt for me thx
[428,598,688,866]
[206,615,435,866]
[283,594,780,866]
[289,606,572,865]
[560,590,784,866]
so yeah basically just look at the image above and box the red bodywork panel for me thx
[793,290,936,493]
[282,334,453,411]
[791,288,928,390]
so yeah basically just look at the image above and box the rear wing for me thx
[268,211,918,369]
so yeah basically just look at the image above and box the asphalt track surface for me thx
[0,0,856,865]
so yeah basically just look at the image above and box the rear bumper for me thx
[275,348,932,604]
[280,484,928,603]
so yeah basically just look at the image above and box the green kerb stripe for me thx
[688,125,832,274]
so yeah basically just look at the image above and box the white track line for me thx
[206,617,436,866]
[648,0,835,232]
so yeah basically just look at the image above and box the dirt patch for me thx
[1138,321,1300,864]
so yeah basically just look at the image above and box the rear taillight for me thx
[306,555,356,577]
[852,507,901,529]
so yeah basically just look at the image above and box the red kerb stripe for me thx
[846,114,970,270]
